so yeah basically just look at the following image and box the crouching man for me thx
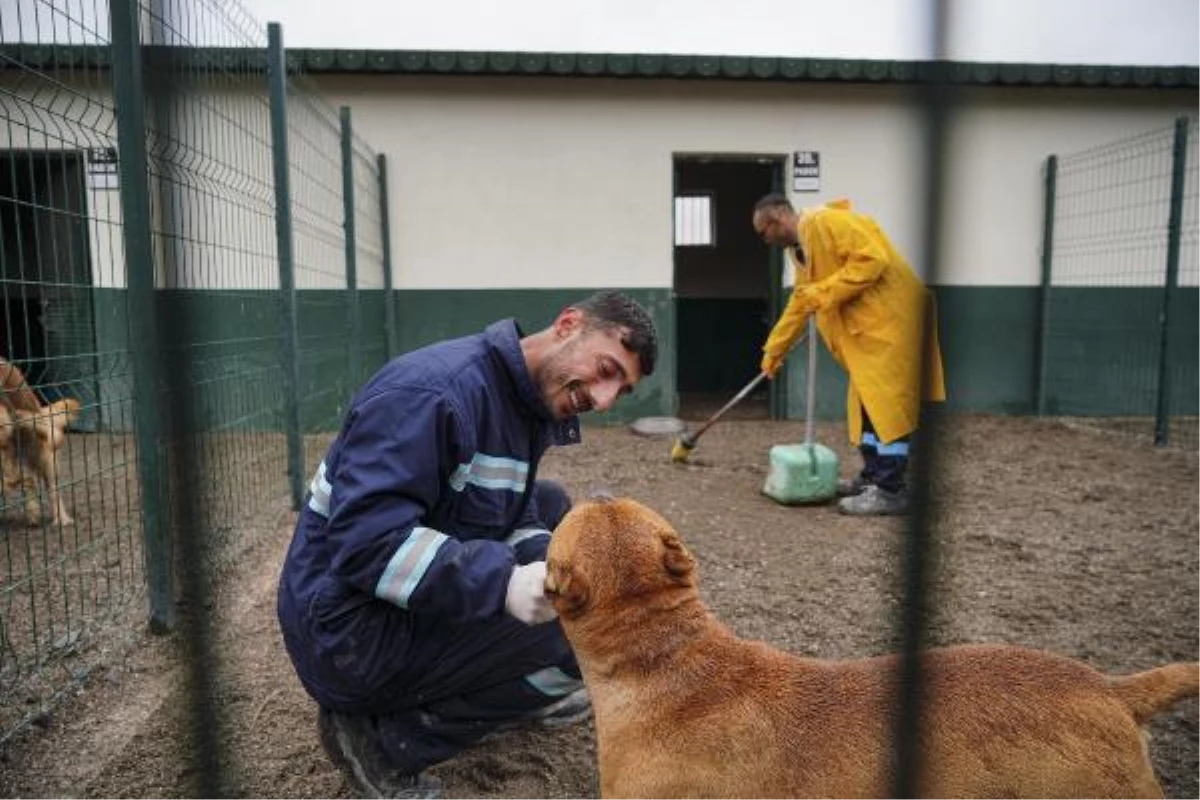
[277,291,658,798]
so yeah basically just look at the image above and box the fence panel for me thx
[1165,117,1199,445]
[1,0,147,746]
[0,0,391,748]
[350,125,388,390]
[1039,116,1199,449]
[281,80,353,434]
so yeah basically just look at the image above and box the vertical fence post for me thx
[894,9,954,794]
[340,107,361,386]
[1034,155,1057,416]
[766,161,786,420]
[267,23,304,509]
[109,0,172,632]
[1154,117,1188,447]
[378,153,397,360]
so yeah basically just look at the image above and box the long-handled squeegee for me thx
[669,332,807,464]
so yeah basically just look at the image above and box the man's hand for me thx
[505,561,557,625]
[760,350,786,379]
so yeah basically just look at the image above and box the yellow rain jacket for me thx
[761,199,945,445]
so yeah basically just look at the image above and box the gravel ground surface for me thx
[1,414,1196,798]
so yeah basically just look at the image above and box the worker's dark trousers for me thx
[367,479,579,774]
[857,411,910,494]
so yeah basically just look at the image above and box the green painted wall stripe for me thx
[1039,286,1198,418]
[90,288,393,433]
[391,286,1196,424]
[933,286,1043,416]
[85,286,1196,432]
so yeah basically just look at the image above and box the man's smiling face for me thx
[534,310,642,420]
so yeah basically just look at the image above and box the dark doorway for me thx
[672,155,784,420]
[1,150,96,408]
[0,297,50,388]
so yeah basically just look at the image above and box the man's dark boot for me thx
[318,708,443,799]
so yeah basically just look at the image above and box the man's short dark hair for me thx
[754,193,794,214]
[572,290,658,378]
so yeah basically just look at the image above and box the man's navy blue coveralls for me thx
[277,320,581,773]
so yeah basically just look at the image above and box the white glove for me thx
[505,561,557,625]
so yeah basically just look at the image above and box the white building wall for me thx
[313,74,1192,289]
[1,79,283,291]
[6,73,1191,292]
[943,90,1196,286]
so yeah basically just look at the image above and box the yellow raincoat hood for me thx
[763,199,945,444]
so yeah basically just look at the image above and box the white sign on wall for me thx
[87,146,119,191]
[792,151,820,192]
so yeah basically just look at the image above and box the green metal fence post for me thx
[109,0,172,633]
[268,23,305,509]
[766,160,787,420]
[1035,154,1057,416]
[378,153,397,360]
[340,107,362,388]
[1153,117,1189,447]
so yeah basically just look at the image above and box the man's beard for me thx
[535,343,590,416]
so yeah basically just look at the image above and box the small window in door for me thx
[674,193,715,247]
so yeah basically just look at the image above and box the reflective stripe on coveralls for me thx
[523,665,583,697]
[375,526,451,608]
[505,527,550,548]
[307,460,333,516]
[861,431,910,456]
[449,453,529,493]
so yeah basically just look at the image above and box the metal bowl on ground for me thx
[629,416,687,438]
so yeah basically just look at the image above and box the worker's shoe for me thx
[836,476,869,497]
[837,485,909,516]
[490,687,593,737]
[318,708,443,799]
[526,687,592,728]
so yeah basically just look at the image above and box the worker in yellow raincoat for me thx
[752,194,945,516]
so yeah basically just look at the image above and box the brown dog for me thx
[1,356,44,415]
[545,497,1199,799]
[0,358,80,525]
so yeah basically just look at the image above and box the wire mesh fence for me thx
[1038,116,1198,450]
[0,0,392,747]
[350,131,392,382]
[1,1,1194,796]
[285,85,354,435]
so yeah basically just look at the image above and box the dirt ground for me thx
[0,414,1196,798]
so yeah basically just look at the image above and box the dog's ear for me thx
[659,529,695,580]
[545,559,590,616]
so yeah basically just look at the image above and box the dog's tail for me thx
[1106,662,1199,725]
[15,398,81,448]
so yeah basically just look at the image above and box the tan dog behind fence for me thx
[545,496,1199,799]
[1,356,45,415]
[0,357,81,525]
